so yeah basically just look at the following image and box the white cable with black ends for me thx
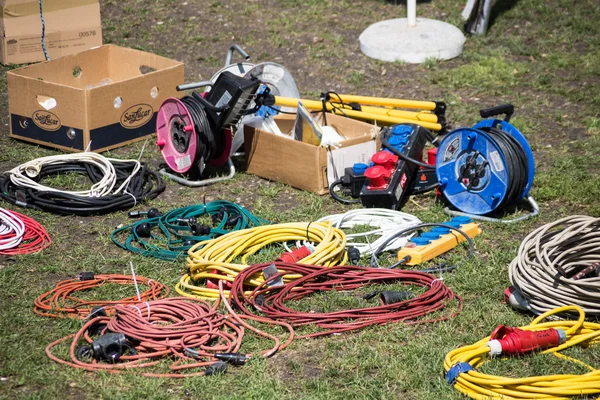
[317,208,421,255]
[508,215,600,316]
[5,152,141,198]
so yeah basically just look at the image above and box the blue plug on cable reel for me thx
[436,104,539,223]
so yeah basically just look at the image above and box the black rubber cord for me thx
[329,179,360,204]
[479,127,529,209]
[0,161,165,216]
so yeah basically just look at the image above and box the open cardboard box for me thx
[0,0,102,64]
[244,113,378,194]
[7,44,184,152]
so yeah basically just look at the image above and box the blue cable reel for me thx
[436,104,539,223]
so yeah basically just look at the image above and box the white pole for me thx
[407,0,417,27]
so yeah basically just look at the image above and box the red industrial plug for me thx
[371,151,399,172]
[365,166,391,189]
[487,325,566,356]
[276,246,312,263]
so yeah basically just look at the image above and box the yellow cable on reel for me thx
[176,222,347,300]
[444,305,600,399]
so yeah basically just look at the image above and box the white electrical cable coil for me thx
[0,208,25,250]
[4,152,141,198]
[508,215,600,316]
[317,208,421,255]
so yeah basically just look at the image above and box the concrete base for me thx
[359,18,465,64]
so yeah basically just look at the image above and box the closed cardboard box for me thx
[244,113,378,194]
[0,0,102,64]
[7,44,185,152]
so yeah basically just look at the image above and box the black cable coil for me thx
[478,126,529,210]
[180,93,222,164]
[0,161,165,216]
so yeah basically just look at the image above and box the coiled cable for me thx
[111,201,267,261]
[0,153,164,216]
[317,208,421,255]
[444,305,600,400]
[46,296,293,378]
[34,273,169,319]
[178,222,348,299]
[230,262,463,338]
[0,208,51,255]
[508,215,600,316]
[479,126,529,210]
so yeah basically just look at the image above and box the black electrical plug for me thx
[205,361,228,376]
[128,208,162,219]
[225,214,242,228]
[79,272,95,281]
[135,222,152,238]
[191,223,211,236]
[380,291,414,305]
[348,247,361,265]
[214,353,249,366]
[212,206,227,225]
[183,239,197,247]
[86,306,108,336]
[254,294,265,307]
[176,216,197,226]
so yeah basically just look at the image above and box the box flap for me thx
[2,1,100,37]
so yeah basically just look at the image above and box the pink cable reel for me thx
[156,71,259,187]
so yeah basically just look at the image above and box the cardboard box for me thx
[244,113,378,194]
[1,0,102,64]
[7,44,185,152]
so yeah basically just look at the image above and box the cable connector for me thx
[128,208,162,219]
[380,291,413,305]
[205,361,228,376]
[504,286,532,312]
[276,246,311,263]
[191,223,211,236]
[214,352,249,365]
[78,272,95,281]
[348,246,361,265]
[487,325,566,356]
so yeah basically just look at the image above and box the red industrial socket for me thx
[364,166,391,190]
[371,151,399,172]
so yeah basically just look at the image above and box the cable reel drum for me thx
[436,104,538,222]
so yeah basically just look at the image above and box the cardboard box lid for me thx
[1,0,100,37]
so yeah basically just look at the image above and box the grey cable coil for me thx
[508,215,600,316]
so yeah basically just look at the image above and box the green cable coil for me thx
[111,200,268,261]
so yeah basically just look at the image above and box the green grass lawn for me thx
[0,0,599,399]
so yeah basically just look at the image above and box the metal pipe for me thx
[407,0,417,27]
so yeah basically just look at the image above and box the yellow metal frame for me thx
[272,94,444,131]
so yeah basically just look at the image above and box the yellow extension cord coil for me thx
[176,222,347,299]
[444,305,600,399]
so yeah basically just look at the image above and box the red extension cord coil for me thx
[229,262,463,338]
[34,274,170,319]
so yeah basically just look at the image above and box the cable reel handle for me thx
[176,81,214,92]
[479,104,514,122]
[225,44,250,67]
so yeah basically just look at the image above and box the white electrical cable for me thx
[508,215,600,316]
[4,152,141,198]
[317,208,421,255]
[0,208,25,250]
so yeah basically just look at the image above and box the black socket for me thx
[135,222,152,238]
[380,291,413,305]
